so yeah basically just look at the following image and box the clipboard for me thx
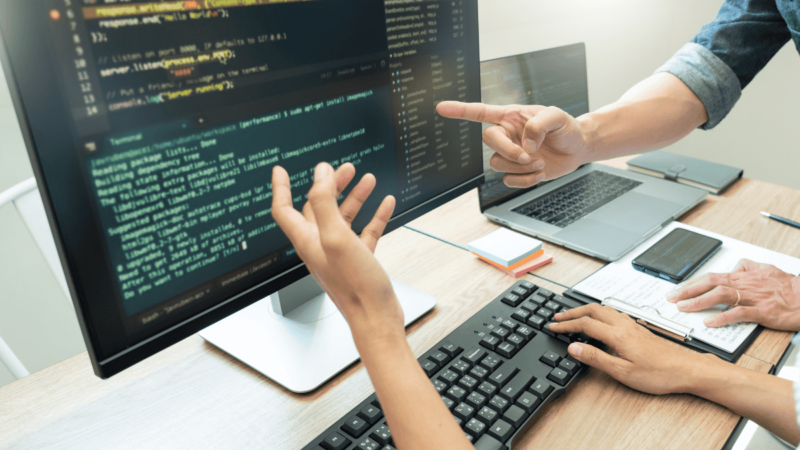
[561,288,763,363]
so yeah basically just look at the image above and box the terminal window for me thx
[45,0,481,329]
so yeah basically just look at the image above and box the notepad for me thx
[468,228,543,267]
[573,222,800,353]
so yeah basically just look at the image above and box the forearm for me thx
[577,73,708,162]
[353,326,472,450]
[688,354,800,445]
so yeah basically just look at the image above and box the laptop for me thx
[479,44,707,261]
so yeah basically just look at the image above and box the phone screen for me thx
[633,229,722,282]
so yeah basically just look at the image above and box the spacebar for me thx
[581,194,620,216]
[474,434,508,450]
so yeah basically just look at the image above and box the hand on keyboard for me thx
[436,101,589,188]
[271,163,404,337]
[550,304,708,396]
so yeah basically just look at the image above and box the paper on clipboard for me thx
[574,222,800,353]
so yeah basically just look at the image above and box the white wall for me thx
[478,0,800,189]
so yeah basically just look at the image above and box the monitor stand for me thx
[199,274,436,393]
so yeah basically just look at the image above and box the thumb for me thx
[522,107,572,152]
[568,342,624,378]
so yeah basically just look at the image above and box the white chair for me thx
[0,177,74,380]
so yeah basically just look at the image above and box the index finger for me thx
[554,303,627,326]
[436,101,506,124]
[271,165,310,243]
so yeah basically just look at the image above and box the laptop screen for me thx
[478,43,589,212]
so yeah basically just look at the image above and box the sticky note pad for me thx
[478,252,553,278]
[468,228,543,268]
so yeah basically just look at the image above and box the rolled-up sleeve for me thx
[654,0,791,130]
[655,44,742,130]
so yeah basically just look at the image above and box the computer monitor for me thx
[0,0,482,390]
[478,43,589,211]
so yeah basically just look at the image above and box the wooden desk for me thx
[1,156,798,449]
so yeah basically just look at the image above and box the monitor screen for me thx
[478,43,589,212]
[0,0,482,377]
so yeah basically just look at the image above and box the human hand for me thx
[436,101,591,187]
[271,162,404,341]
[666,259,800,331]
[549,304,708,395]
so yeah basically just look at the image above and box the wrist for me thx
[683,352,731,397]
[576,113,600,164]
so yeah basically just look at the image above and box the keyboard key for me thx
[498,372,535,403]
[501,293,521,307]
[433,379,448,394]
[502,405,528,428]
[439,341,463,358]
[552,294,567,305]
[511,287,528,298]
[442,396,455,411]
[358,405,384,425]
[481,335,501,351]
[547,367,571,386]
[500,319,518,332]
[358,437,380,450]
[466,391,487,409]
[453,416,462,427]
[557,333,571,343]
[454,402,476,421]
[515,325,536,341]
[520,301,539,314]
[461,347,486,366]
[450,360,471,376]
[464,432,474,443]
[542,322,555,337]
[473,434,507,450]
[536,308,554,321]
[488,395,510,413]
[480,354,503,372]
[511,309,531,323]
[321,432,351,450]
[526,315,545,329]
[465,418,487,439]
[544,301,561,312]
[381,445,397,450]
[428,350,451,367]
[487,419,515,442]
[477,405,498,425]
[470,365,489,382]
[519,280,535,290]
[491,327,510,340]
[516,391,541,414]
[528,294,547,306]
[496,342,517,358]
[488,365,519,388]
[420,359,439,377]
[530,380,553,399]
[371,397,381,409]
[458,375,479,392]
[540,350,561,367]
[559,357,580,375]
[438,369,459,386]
[536,289,554,300]
[506,334,525,348]
[342,416,369,438]
[370,424,392,446]
[446,385,468,403]
[478,380,498,397]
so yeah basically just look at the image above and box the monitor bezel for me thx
[0,0,483,378]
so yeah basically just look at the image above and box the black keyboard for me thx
[513,171,642,228]
[302,280,594,450]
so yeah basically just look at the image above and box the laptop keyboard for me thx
[513,171,642,228]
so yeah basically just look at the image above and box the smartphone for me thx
[632,228,723,283]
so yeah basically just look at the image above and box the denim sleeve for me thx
[655,0,791,130]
